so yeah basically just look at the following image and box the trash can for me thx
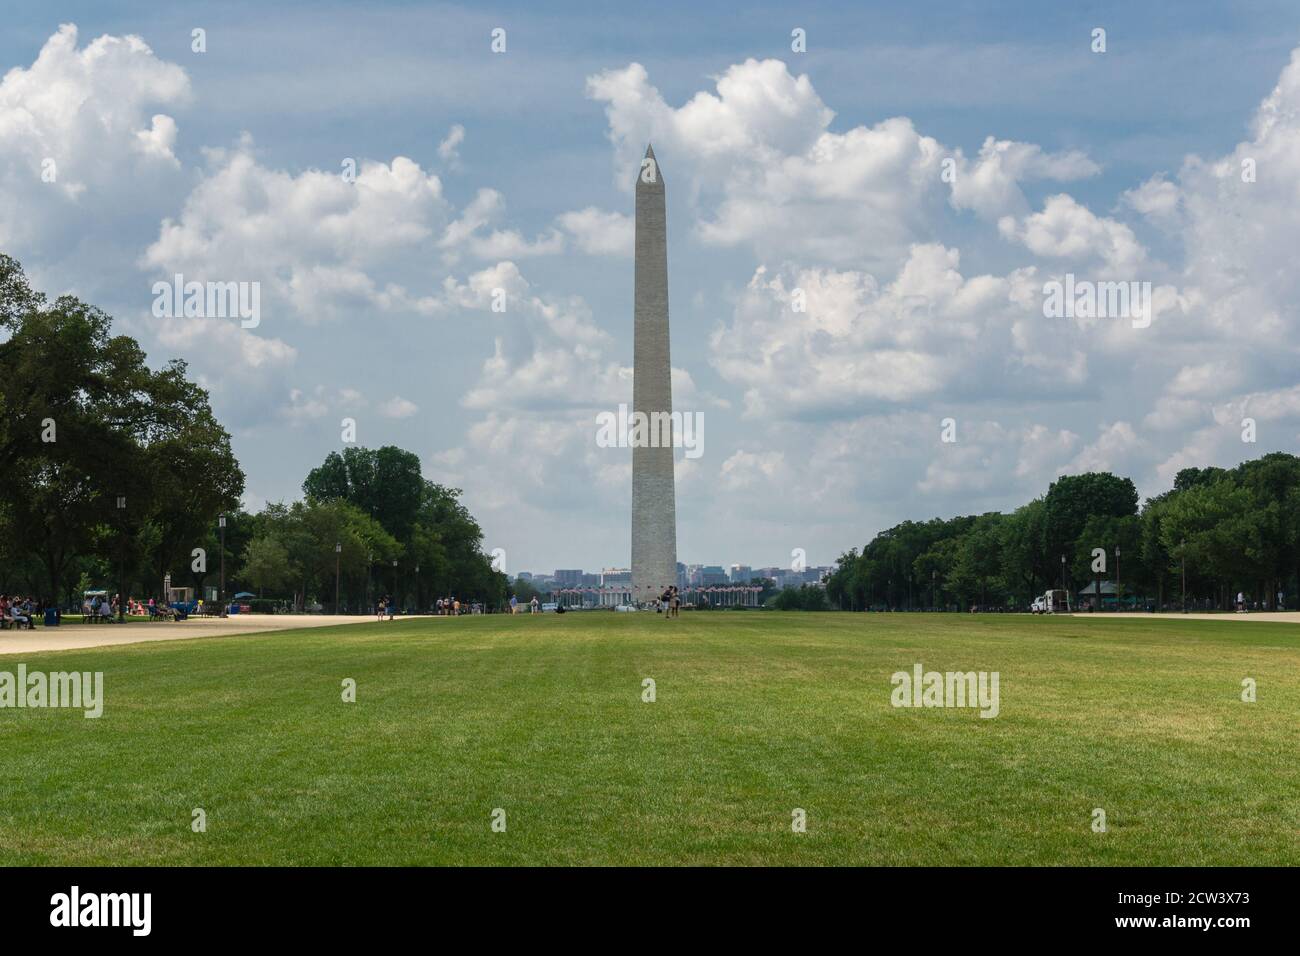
[44,607,59,626]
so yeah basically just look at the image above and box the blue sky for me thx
[4,1,1300,574]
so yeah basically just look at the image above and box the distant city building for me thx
[542,561,828,595]
[770,566,833,589]
[601,568,632,587]
[700,565,727,586]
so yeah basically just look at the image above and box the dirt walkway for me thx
[1073,611,1300,624]
[0,614,424,655]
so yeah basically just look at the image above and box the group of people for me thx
[86,594,188,622]
[659,585,681,617]
[507,595,541,614]
[82,593,119,622]
[6,591,209,628]
[373,596,493,616]
[0,594,39,629]
[1235,591,1286,612]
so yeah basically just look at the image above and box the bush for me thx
[773,585,831,611]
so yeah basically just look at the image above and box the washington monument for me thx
[631,143,678,601]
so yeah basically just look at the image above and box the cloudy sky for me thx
[4,1,1300,574]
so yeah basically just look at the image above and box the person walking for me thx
[509,594,518,615]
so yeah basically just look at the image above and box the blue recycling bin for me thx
[44,607,59,626]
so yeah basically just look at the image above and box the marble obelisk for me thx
[630,144,678,602]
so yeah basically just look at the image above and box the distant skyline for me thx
[4,2,1300,573]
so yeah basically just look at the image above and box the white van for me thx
[1043,589,1070,613]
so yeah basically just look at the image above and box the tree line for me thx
[239,445,507,611]
[825,456,1300,611]
[0,254,243,605]
[0,254,504,611]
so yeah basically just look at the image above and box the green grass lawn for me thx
[1,611,1296,866]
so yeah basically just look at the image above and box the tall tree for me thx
[1043,473,1139,580]
[0,257,244,603]
[303,446,425,542]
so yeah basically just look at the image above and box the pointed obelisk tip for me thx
[637,142,663,189]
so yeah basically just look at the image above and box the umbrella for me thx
[233,592,255,599]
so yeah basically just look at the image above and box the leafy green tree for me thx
[1158,479,1260,608]
[1233,453,1300,607]
[242,535,293,598]
[303,446,425,542]
[0,257,244,605]
[826,548,862,610]
[1043,473,1139,589]
[999,499,1048,604]
[301,445,505,608]
[1072,514,1143,606]
[946,514,1007,607]
[1140,493,1176,607]
[773,584,830,610]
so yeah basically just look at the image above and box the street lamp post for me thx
[931,569,936,611]
[116,496,126,622]
[219,514,227,617]
[334,542,342,615]
[1061,554,1067,611]
[392,559,398,613]
[1093,557,1101,614]
[1181,538,1187,613]
[1114,546,1121,612]
[415,564,420,613]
